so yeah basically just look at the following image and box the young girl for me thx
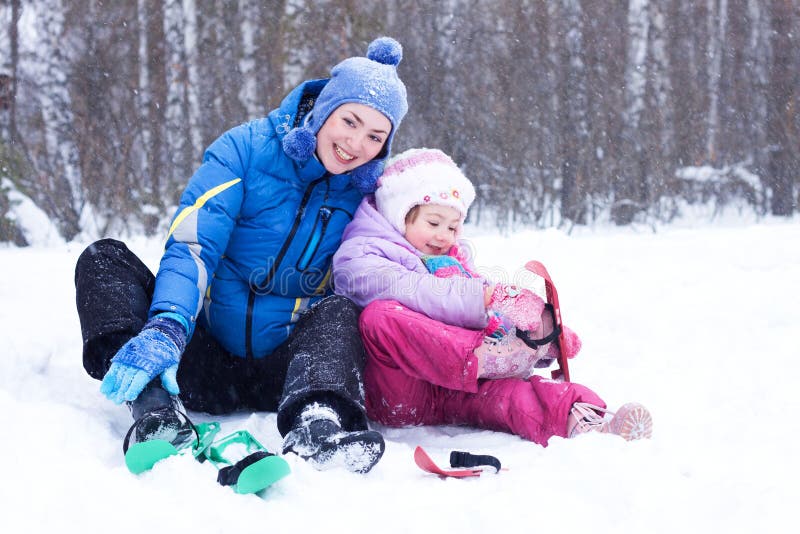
[332,148,653,446]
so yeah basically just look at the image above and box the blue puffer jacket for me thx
[149,79,363,358]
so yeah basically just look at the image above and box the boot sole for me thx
[610,403,653,441]
[310,431,386,474]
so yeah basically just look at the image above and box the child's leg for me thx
[358,300,483,427]
[359,300,485,394]
[436,376,605,445]
[359,300,605,446]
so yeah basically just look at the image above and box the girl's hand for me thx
[488,283,545,332]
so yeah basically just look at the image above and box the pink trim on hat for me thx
[381,150,456,178]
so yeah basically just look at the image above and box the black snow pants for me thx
[74,238,370,435]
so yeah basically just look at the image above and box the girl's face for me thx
[316,103,391,175]
[404,204,462,255]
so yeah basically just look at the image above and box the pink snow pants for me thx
[359,300,605,446]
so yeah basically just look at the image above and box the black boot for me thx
[282,402,385,474]
[125,381,195,451]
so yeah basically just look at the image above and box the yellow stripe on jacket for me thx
[168,178,242,239]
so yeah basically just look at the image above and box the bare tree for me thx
[613,0,651,225]
[4,0,800,244]
[0,0,27,244]
[30,0,81,238]
[253,0,291,111]
[144,0,167,204]
[705,0,727,162]
[766,0,798,216]
[557,0,590,226]
[164,0,192,202]
[0,0,21,142]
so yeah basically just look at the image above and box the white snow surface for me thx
[0,217,797,533]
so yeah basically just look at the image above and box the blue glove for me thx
[100,314,188,404]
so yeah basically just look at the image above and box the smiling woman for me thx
[73,37,408,476]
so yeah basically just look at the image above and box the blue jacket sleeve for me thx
[148,123,250,333]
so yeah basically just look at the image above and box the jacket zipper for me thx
[295,205,356,270]
[245,173,329,359]
[296,206,331,271]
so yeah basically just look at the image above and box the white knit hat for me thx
[375,148,476,235]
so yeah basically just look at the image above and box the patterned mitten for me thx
[100,313,187,404]
[488,283,545,332]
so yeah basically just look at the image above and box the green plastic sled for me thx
[124,421,221,475]
[200,429,291,494]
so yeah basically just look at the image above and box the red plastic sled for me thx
[413,446,483,478]
[525,260,571,382]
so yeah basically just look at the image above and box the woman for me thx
[74,37,408,474]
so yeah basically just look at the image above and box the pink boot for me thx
[473,331,539,379]
[519,306,582,367]
[568,402,653,441]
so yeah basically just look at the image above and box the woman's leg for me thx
[74,238,257,415]
[276,295,371,434]
[75,239,155,380]
[275,295,384,472]
[177,326,280,415]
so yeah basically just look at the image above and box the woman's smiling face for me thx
[315,103,391,175]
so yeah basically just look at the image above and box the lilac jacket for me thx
[332,197,488,329]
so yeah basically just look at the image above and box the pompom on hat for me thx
[375,148,476,235]
[282,37,409,194]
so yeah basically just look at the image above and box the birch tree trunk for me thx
[0,0,26,244]
[218,0,247,126]
[144,0,167,204]
[182,0,203,163]
[1,0,21,143]
[650,1,673,164]
[559,0,589,225]
[613,0,650,225]
[137,0,150,182]
[706,0,727,162]
[35,0,81,238]
[644,0,677,210]
[745,0,769,213]
[256,0,289,111]
[194,0,227,149]
[164,0,192,200]
[239,0,261,118]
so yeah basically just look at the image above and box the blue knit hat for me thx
[282,37,408,193]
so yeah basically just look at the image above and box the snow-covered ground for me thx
[1,216,797,534]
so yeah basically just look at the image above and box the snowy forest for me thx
[0,0,798,245]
